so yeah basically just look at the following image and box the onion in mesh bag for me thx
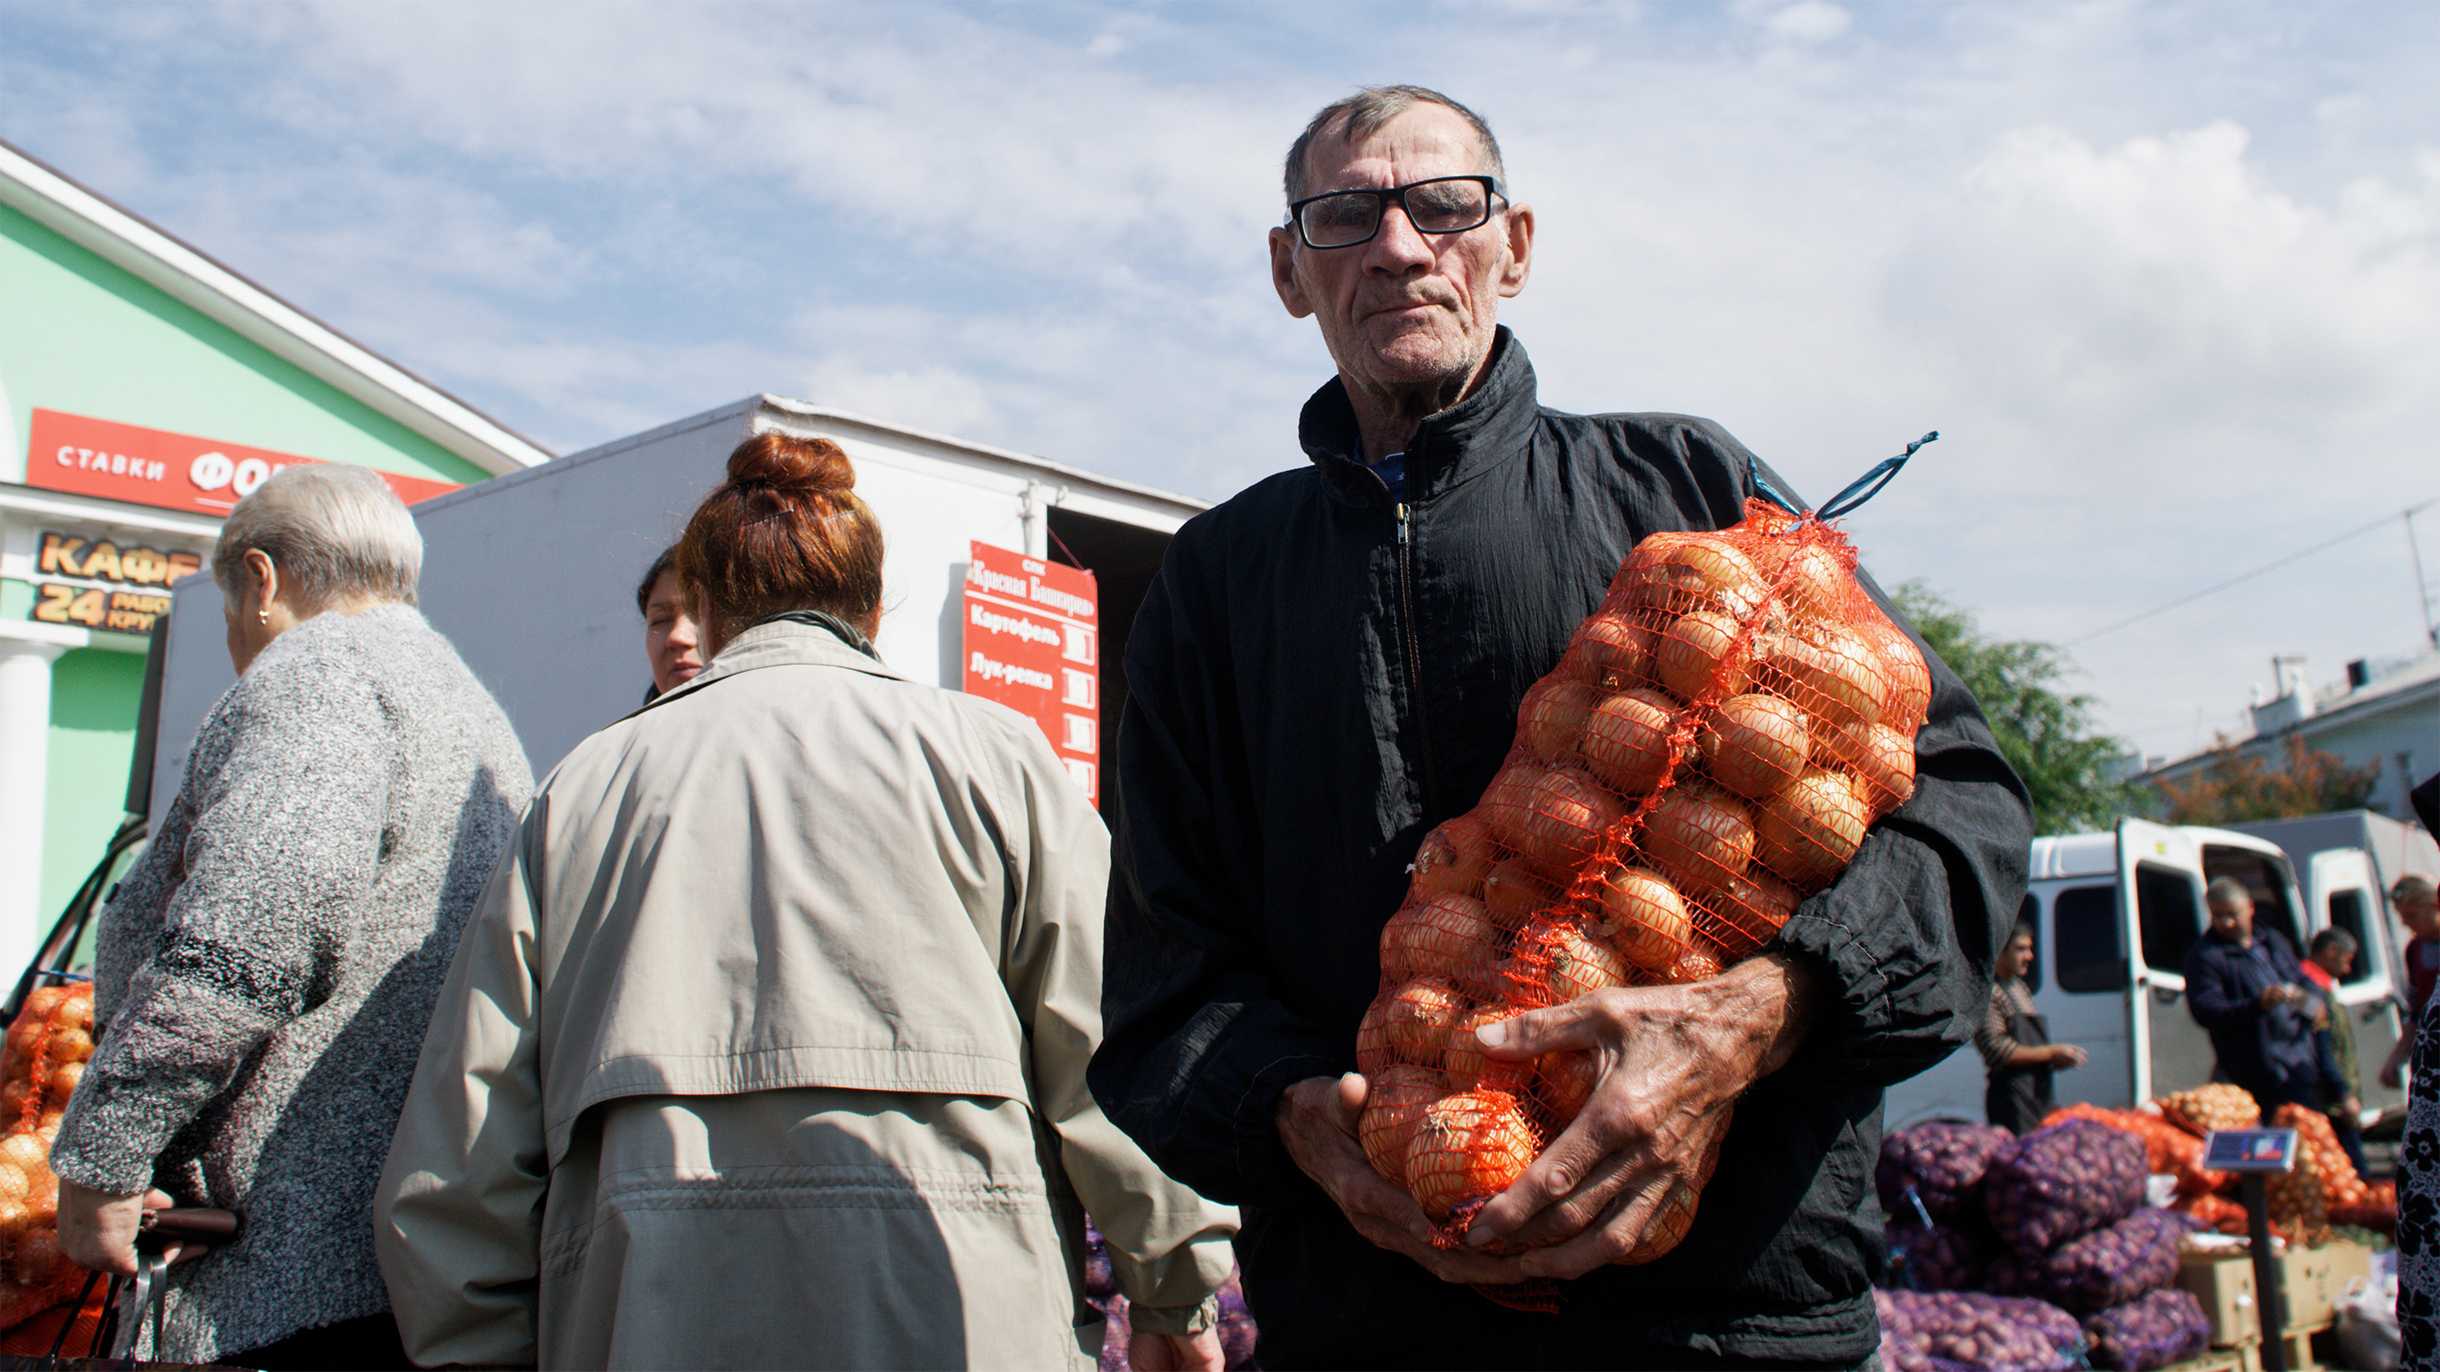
[1876,1120,2015,1222]
[2081,1289,2210,1372]
[1982,1119,2147,1257]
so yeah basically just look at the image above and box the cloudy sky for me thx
[6,0,2436,761]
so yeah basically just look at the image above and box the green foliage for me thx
[1889,581,2144,834]
[2152,734,2381,826]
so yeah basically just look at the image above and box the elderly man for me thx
[1088,86,2030,1367]
[2185,876,2331,1117]
[2381,873,2440,1089]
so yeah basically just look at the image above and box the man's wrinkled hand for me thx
[1275,1073,1531,1285]
[1455,955,1817,1280]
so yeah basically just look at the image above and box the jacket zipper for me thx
[1395,501,1439,813]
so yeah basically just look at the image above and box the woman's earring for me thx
[258,609,271,625]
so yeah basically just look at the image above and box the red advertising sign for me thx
[23,408,462,514]
[962,541,1100,806]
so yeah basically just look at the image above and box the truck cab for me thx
[1885,817,2400,1128]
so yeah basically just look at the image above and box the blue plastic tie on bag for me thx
[1751,431,1938,525]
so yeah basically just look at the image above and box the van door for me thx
[2044,880,2134,1108]
[2119,819,2218,1102]
[2309,848,2404,1112]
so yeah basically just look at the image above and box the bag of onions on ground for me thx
[1355,489,1934,1262]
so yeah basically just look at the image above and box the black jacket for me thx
[1089,331,2033,1367]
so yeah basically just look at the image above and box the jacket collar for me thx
[1299,325,1541,508]
[641,617,901,715]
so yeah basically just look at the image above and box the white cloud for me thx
[1766,2,1853,46]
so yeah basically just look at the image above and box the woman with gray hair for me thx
[49,463,533,1369]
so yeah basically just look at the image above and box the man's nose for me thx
[1362,201,1436,270]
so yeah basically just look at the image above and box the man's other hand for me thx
[1275,1073,1531,1285]
[1457,955,1818,1279]
[1129,1328,1223,1371]
[2049,1044,2090,1069]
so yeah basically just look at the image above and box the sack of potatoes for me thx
[1355,498,1931,1263]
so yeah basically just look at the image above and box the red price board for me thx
[25,409,462,515]
[962,541,1100,805]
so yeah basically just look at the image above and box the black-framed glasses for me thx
[1286,175,1508,250]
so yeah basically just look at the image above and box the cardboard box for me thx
[2280,1246,2335,1330]
[2179,1252,2262,1347]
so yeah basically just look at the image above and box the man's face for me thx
[2400,892,2440,940]
[644,569,704,694]
[2208,893,2255,944]
[2312,943,2356,979]
[1268,104,1535,411]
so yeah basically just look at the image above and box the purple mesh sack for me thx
[2083,1288,2211,1372]
[1982,1119,2146,1257]
[1888,1219,1995,1292]
[1984,1207,2197,1313]
[1875,1289,2086,1372]
[1877,1120,2016,1222]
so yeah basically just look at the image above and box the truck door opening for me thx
[1045,506,1172,821]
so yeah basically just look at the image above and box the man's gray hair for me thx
[214,463,422,611]
[2310,926,2359,958]
[2205,875,2253,909]
[1283,85,1506,206]
[2394,873,2436,904]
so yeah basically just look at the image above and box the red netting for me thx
[1356,500,1930,1268]
[0,984,99,1337]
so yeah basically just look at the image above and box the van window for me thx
[2325,889,2377,986]
[2015,893,2042,994]
[2137,864,2204,973]
[2053,885,2124,992]
[2202,848,2304,954]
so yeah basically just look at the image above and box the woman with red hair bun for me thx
[377,432,1237,1370]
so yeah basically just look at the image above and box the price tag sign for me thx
[2202,1128,2300,1173]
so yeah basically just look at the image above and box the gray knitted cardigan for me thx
[50,604,532,1362]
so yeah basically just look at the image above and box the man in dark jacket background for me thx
[1088,84,2034,1368]
[2185,875,2332,1117]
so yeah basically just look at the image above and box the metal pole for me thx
[2243,1172,2286,1372]
[2405,507,2438,651]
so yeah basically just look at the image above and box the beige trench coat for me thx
[375,620,1236,1370]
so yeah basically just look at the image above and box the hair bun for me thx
[727,432,856,497]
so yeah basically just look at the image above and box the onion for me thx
[1757,623,1888,730]
[47,1027,92,1064]
[1406,1090,1541,1222]
[1380,893,1498,982]
[1580,688,1681,796]
[1596,867,1696,973]
[1638,784,1756,901]
[1629,535,1767,621]
[1563,613,1655,689]
[1657,611,1754,703]
[1359,1063,1445,1183]
[12,1225,62,1287]
[1699,693,1811,801]
[1856,615,1932,736]
[1696,869,1801,957]
[1755,769,1871,889]
[1518,678,1601,763]
[1666,940,1727,984]
[1773,542,1854,621]
[1517,923,1632,1004]
[1481,862,1561,928]
[1386,976,1467,1061]
[1489,766,1627,878]
[59,990,92,1034]
[1824,721,1916,816]
[0,1136,43,1176]
[0,1200,27,1247]
[1411,815,1498,900]
[46,1059,83,1101]
[1537,1050,1599,1122]
[1443,1008,1532,1093]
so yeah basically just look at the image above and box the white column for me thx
[0,622,85,978]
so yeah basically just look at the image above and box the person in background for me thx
[2185,876,2330,1118]
[2390,780,2440,1369]
[635,544,704,702]
[2380,872,2439,1090]
[50,464,533,1369]
[2301,927,2370,1176]
[377,432,1235,1371]
[1977,920,2089,1133]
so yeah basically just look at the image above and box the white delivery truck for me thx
[1886,814,2430,1128]
[141,395,1207,830]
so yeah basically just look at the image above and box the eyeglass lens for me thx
[1298,178,1493,248]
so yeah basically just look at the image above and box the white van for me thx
[1885,817,2409,1128]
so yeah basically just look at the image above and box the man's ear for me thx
[1269,225,1315,319]
[1496,202,1536,299]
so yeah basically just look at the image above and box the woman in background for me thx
[1977,920,2088,1134]
[378,432,1234,1370]
[52,464,532,1368]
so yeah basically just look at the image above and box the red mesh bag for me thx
[2271,1103,2367,1205]
[2153,1085,2258,1139]
[0,984,100,1338]
[1355,448,1937,1269]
